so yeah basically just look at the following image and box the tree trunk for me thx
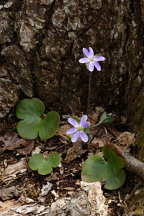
[0,0,144,211]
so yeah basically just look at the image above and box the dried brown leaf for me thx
[16,142,34,155]
[0,131,34,154]
[90,137,106,148]
[117,131,135,151]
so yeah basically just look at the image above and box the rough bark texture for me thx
[1,0,144,142]
[0,1,144,136]
[0,0,143,116]
[0,5,143,144]
[0,0,142,115]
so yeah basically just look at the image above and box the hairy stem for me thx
[87,72,92,113]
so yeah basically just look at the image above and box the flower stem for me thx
[87,72,92,113]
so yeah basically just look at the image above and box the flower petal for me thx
[68,118,79,127]
[80,115,90,128]
[83,121,90,128]
[88,47,94,58]
[66,128,77,135]
[79,131,88,142]
[71,131,80,142]
[95,56,106,61]
[80,115,87,123]
[94,61,101,71]
[79,57,89,63]
[83,48,90,57]
[88,62,94,72]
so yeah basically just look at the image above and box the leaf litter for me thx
[0,107,138,216]
[0,131,34,155]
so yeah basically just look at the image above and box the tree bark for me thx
[0,0,143,115]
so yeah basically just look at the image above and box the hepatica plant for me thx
[16,98,60,140]
[65,47,126,190]
[29,152,61,175]
[14,47,126,189]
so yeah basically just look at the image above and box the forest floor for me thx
[0,107,143,216]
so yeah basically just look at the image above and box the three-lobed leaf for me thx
[16,98,60,140]
[81,147,126,190]
[28,152,61,175]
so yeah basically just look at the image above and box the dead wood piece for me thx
[81,181,108,216]
[88,182,108,216]
[122,152,144,180]
[0,187,108,216]
[0,200,50,216]
[12,203,50,215]
[50,192,91,216]
[0,186,19,201]
[1,158,27,183]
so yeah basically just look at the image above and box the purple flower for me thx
[79,47,106,72]
[66,115,90,142]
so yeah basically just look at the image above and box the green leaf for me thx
[38,160,52,175]
[39,111,60,140]
[103,146,125,170]
[81,154,108,182]
[47,152,61,168]
[102,146,126,190]
[28,152,61,175]
[97,112,113,126]
[28,153,43,170]
[16,98,60,140]
[16,98,45,120]
[81,148,126,190]
[105,169,126,190]
[17,118,41,139]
